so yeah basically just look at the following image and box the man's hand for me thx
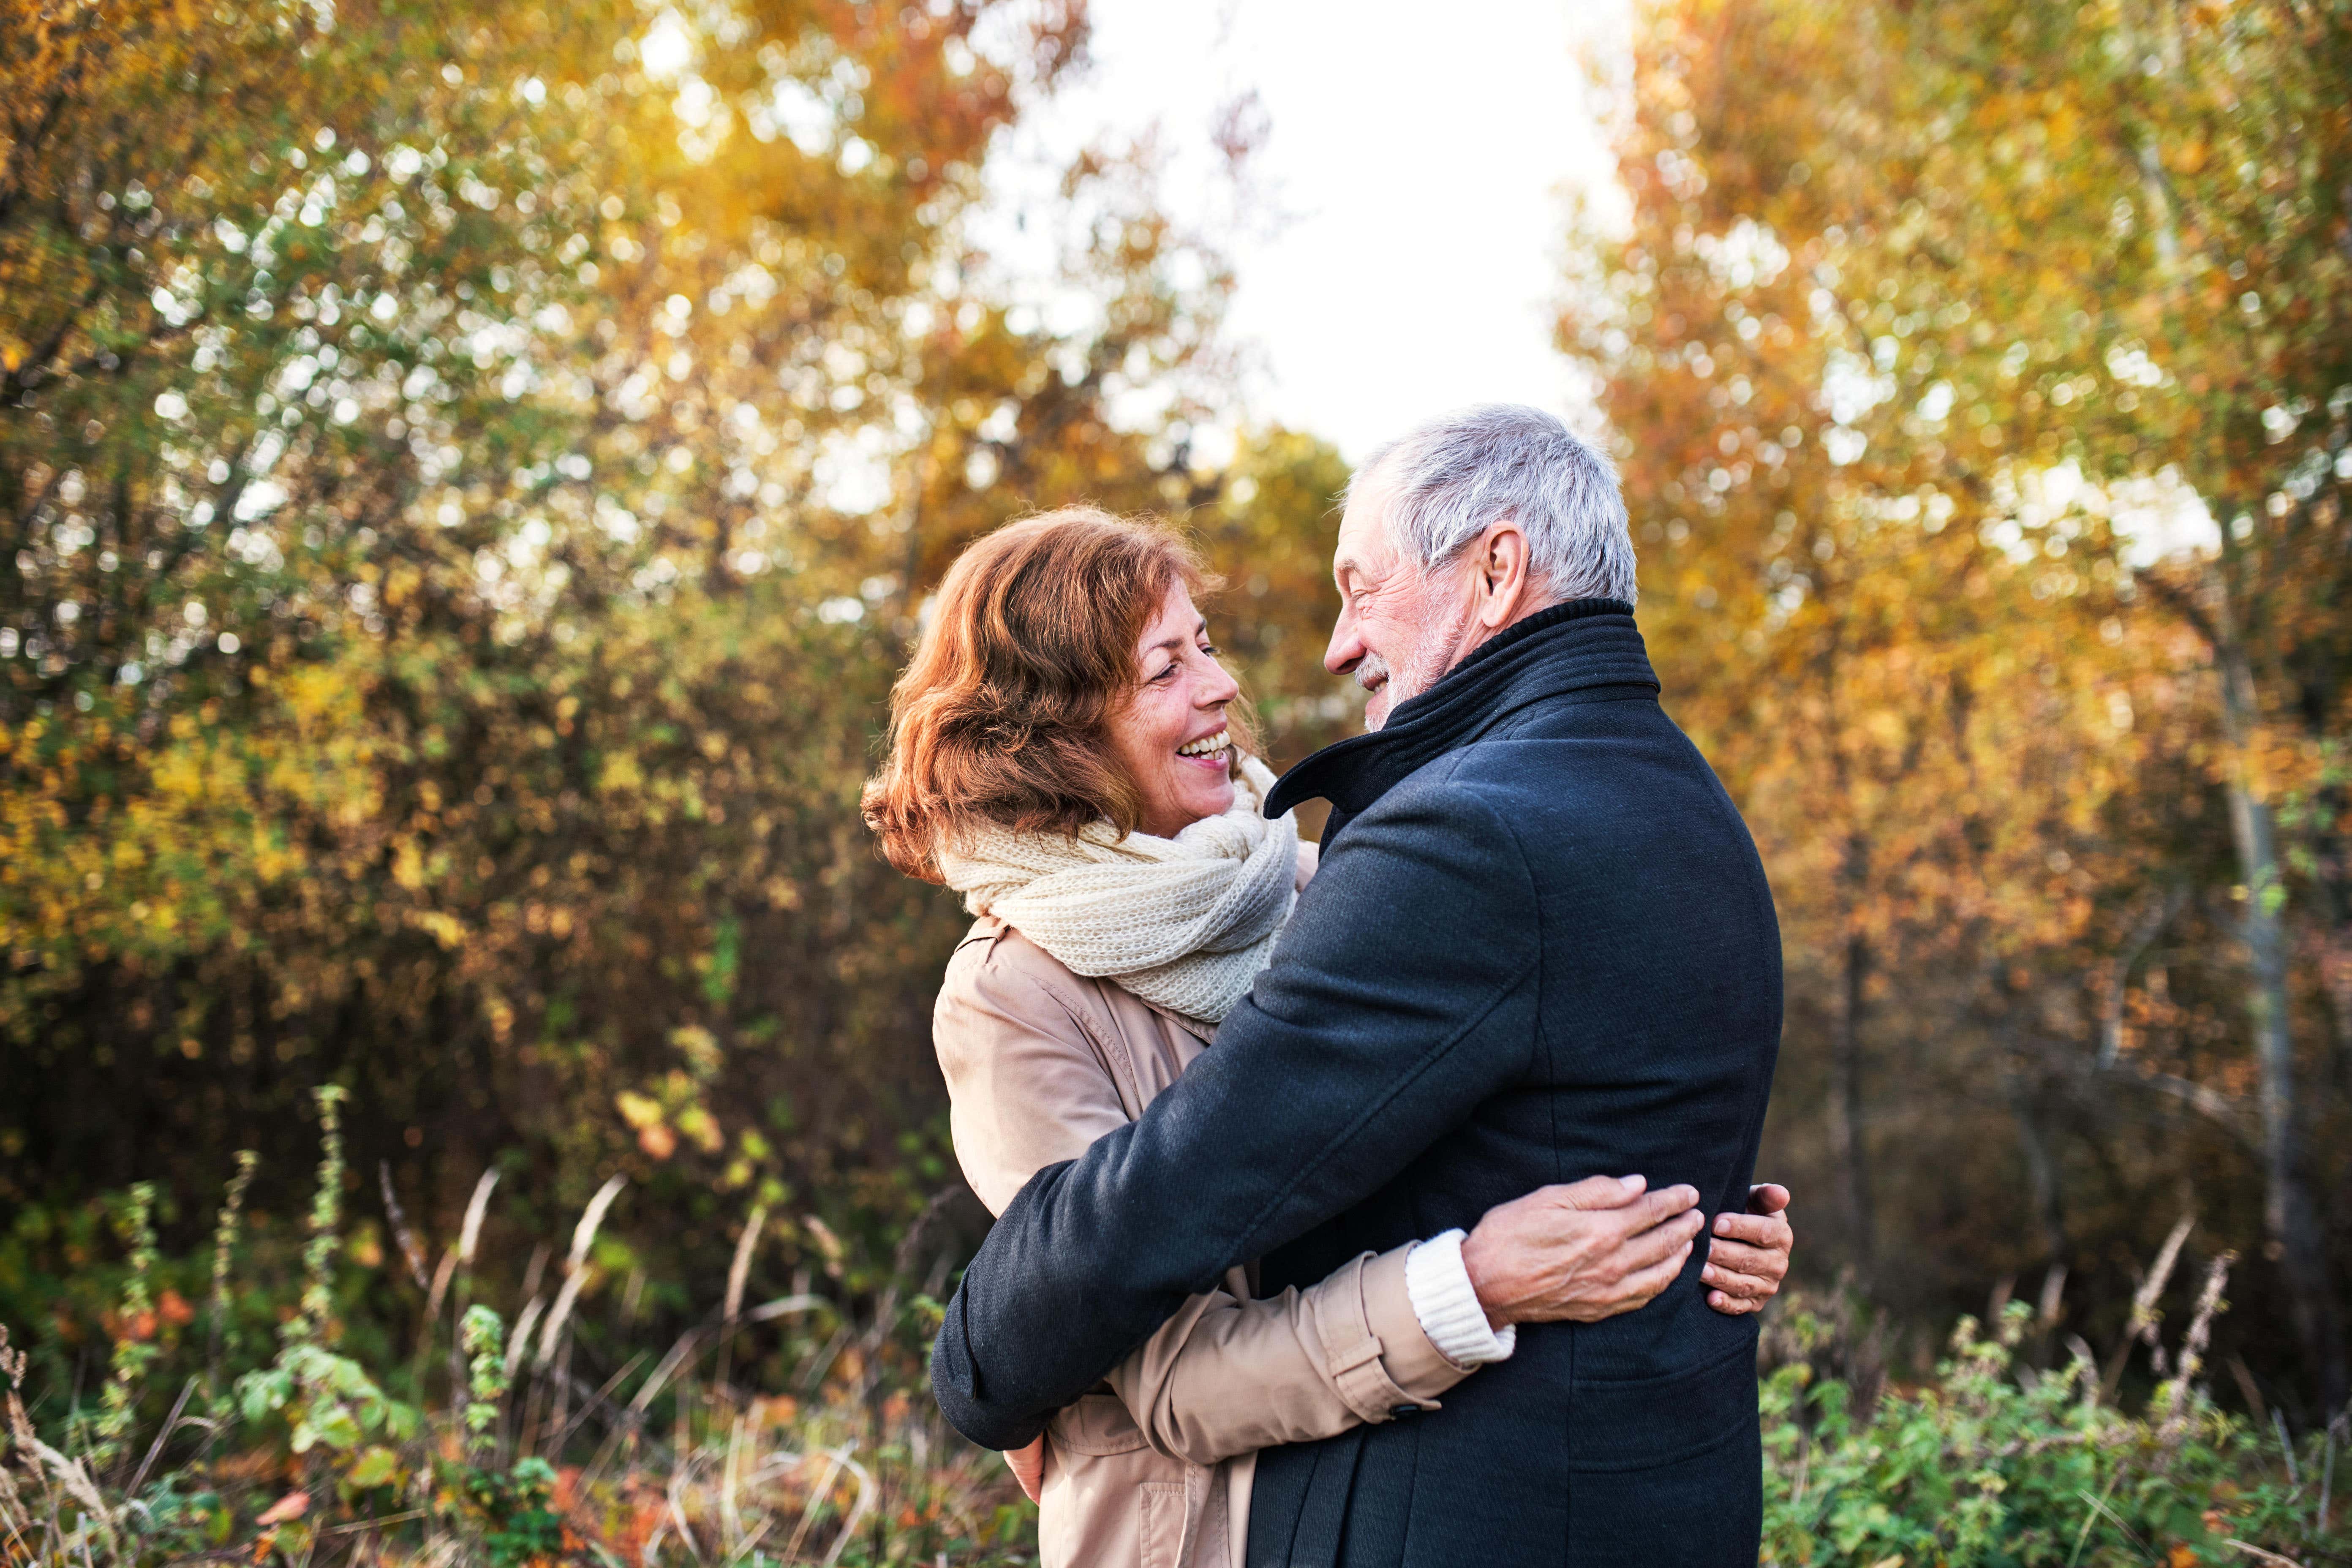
[1459,1174,1704,1328]
[1701,1183,1792,1316]
[1004,1436,1045,1503]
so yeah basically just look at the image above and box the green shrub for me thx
[0,1095,1033,1566]
[1762,1291,2334,1566]
[4,1096,2339,1566]
[463,1455,564,1568]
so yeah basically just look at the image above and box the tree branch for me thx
[2099,884,2188,1070]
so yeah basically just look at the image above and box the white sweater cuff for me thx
[1402,1228,1516,1365]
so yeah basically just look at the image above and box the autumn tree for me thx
[1570,0,2352,1405]
[1,0,1347,1358]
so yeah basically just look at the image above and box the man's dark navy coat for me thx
[931,602,1784,1566]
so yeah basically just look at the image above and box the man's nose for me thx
[1325,606,1364,675]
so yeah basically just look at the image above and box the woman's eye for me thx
[1200,643,1220,657]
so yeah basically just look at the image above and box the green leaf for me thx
[344,1446,400,1489]
[237,1368,292,1423]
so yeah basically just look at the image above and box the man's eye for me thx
[1200,643,1220,657]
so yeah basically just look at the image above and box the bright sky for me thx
[1003,0,1630,462]
[984,1,2219,559]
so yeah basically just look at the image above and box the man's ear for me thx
[1475,521,1535,629]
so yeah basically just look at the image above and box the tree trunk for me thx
[1828,928,1876,1287]
[2213,592,2345,1408]
[2004,1067,2069,1269]
[2297,802,2352,1099]
[2327,923,2352,1101]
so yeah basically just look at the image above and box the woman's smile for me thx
[1176,726,1232,763]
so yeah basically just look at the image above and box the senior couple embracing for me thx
[861,405,1792,1567]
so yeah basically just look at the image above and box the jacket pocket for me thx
[1138,1480,1187,1568]
[1563,1337,1759,1473]
[1051,1391,1151,1456]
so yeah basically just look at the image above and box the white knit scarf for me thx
[934,756,1299,1028]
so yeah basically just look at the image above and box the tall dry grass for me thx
[0,1089,1032,1567]
[6,1091,2348,1566]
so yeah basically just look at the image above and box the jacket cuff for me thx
[1307,1247,1475,1424]
[1358,1243,1481,1398]
[1402,1229,1517,1366]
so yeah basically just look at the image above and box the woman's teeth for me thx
[1176,728,1230,758]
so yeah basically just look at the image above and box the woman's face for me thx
[1111,579,1242,838]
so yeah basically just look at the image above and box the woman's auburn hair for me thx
[862,507,1255,883]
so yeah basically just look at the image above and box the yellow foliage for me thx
[1573,0,2352,1326]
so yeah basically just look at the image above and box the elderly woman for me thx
[863,509,1794,1568]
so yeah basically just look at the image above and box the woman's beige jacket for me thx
[934,914,1475,1568]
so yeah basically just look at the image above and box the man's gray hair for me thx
[1352,404,1638,605]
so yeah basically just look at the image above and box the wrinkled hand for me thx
[1459,1174,1704,1328]
[1004,1436,1045,1503]
[1701,1183,1792,1317]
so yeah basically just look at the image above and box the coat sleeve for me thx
[1105,1243,1471,1466]
[936,938,1475,1463]
[933,776,1544,1450]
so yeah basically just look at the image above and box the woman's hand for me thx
[1293,838,1320,892]
[1701,1184,1792,1316]
[1004,1435,1045,1503]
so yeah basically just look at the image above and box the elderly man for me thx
[932,405,1785,1565]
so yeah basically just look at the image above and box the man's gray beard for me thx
[1361,593,1480,733]
[1357,652,1394,731]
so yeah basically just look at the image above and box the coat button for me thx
[1389,1404,1421,1418]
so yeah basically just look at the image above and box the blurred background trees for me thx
[1565,0,2352,1416]
[0,0,1351,1370]
[5,0,2350,1448]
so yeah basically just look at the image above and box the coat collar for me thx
[1265,599,1659,824]
[963,912,1217,1045]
